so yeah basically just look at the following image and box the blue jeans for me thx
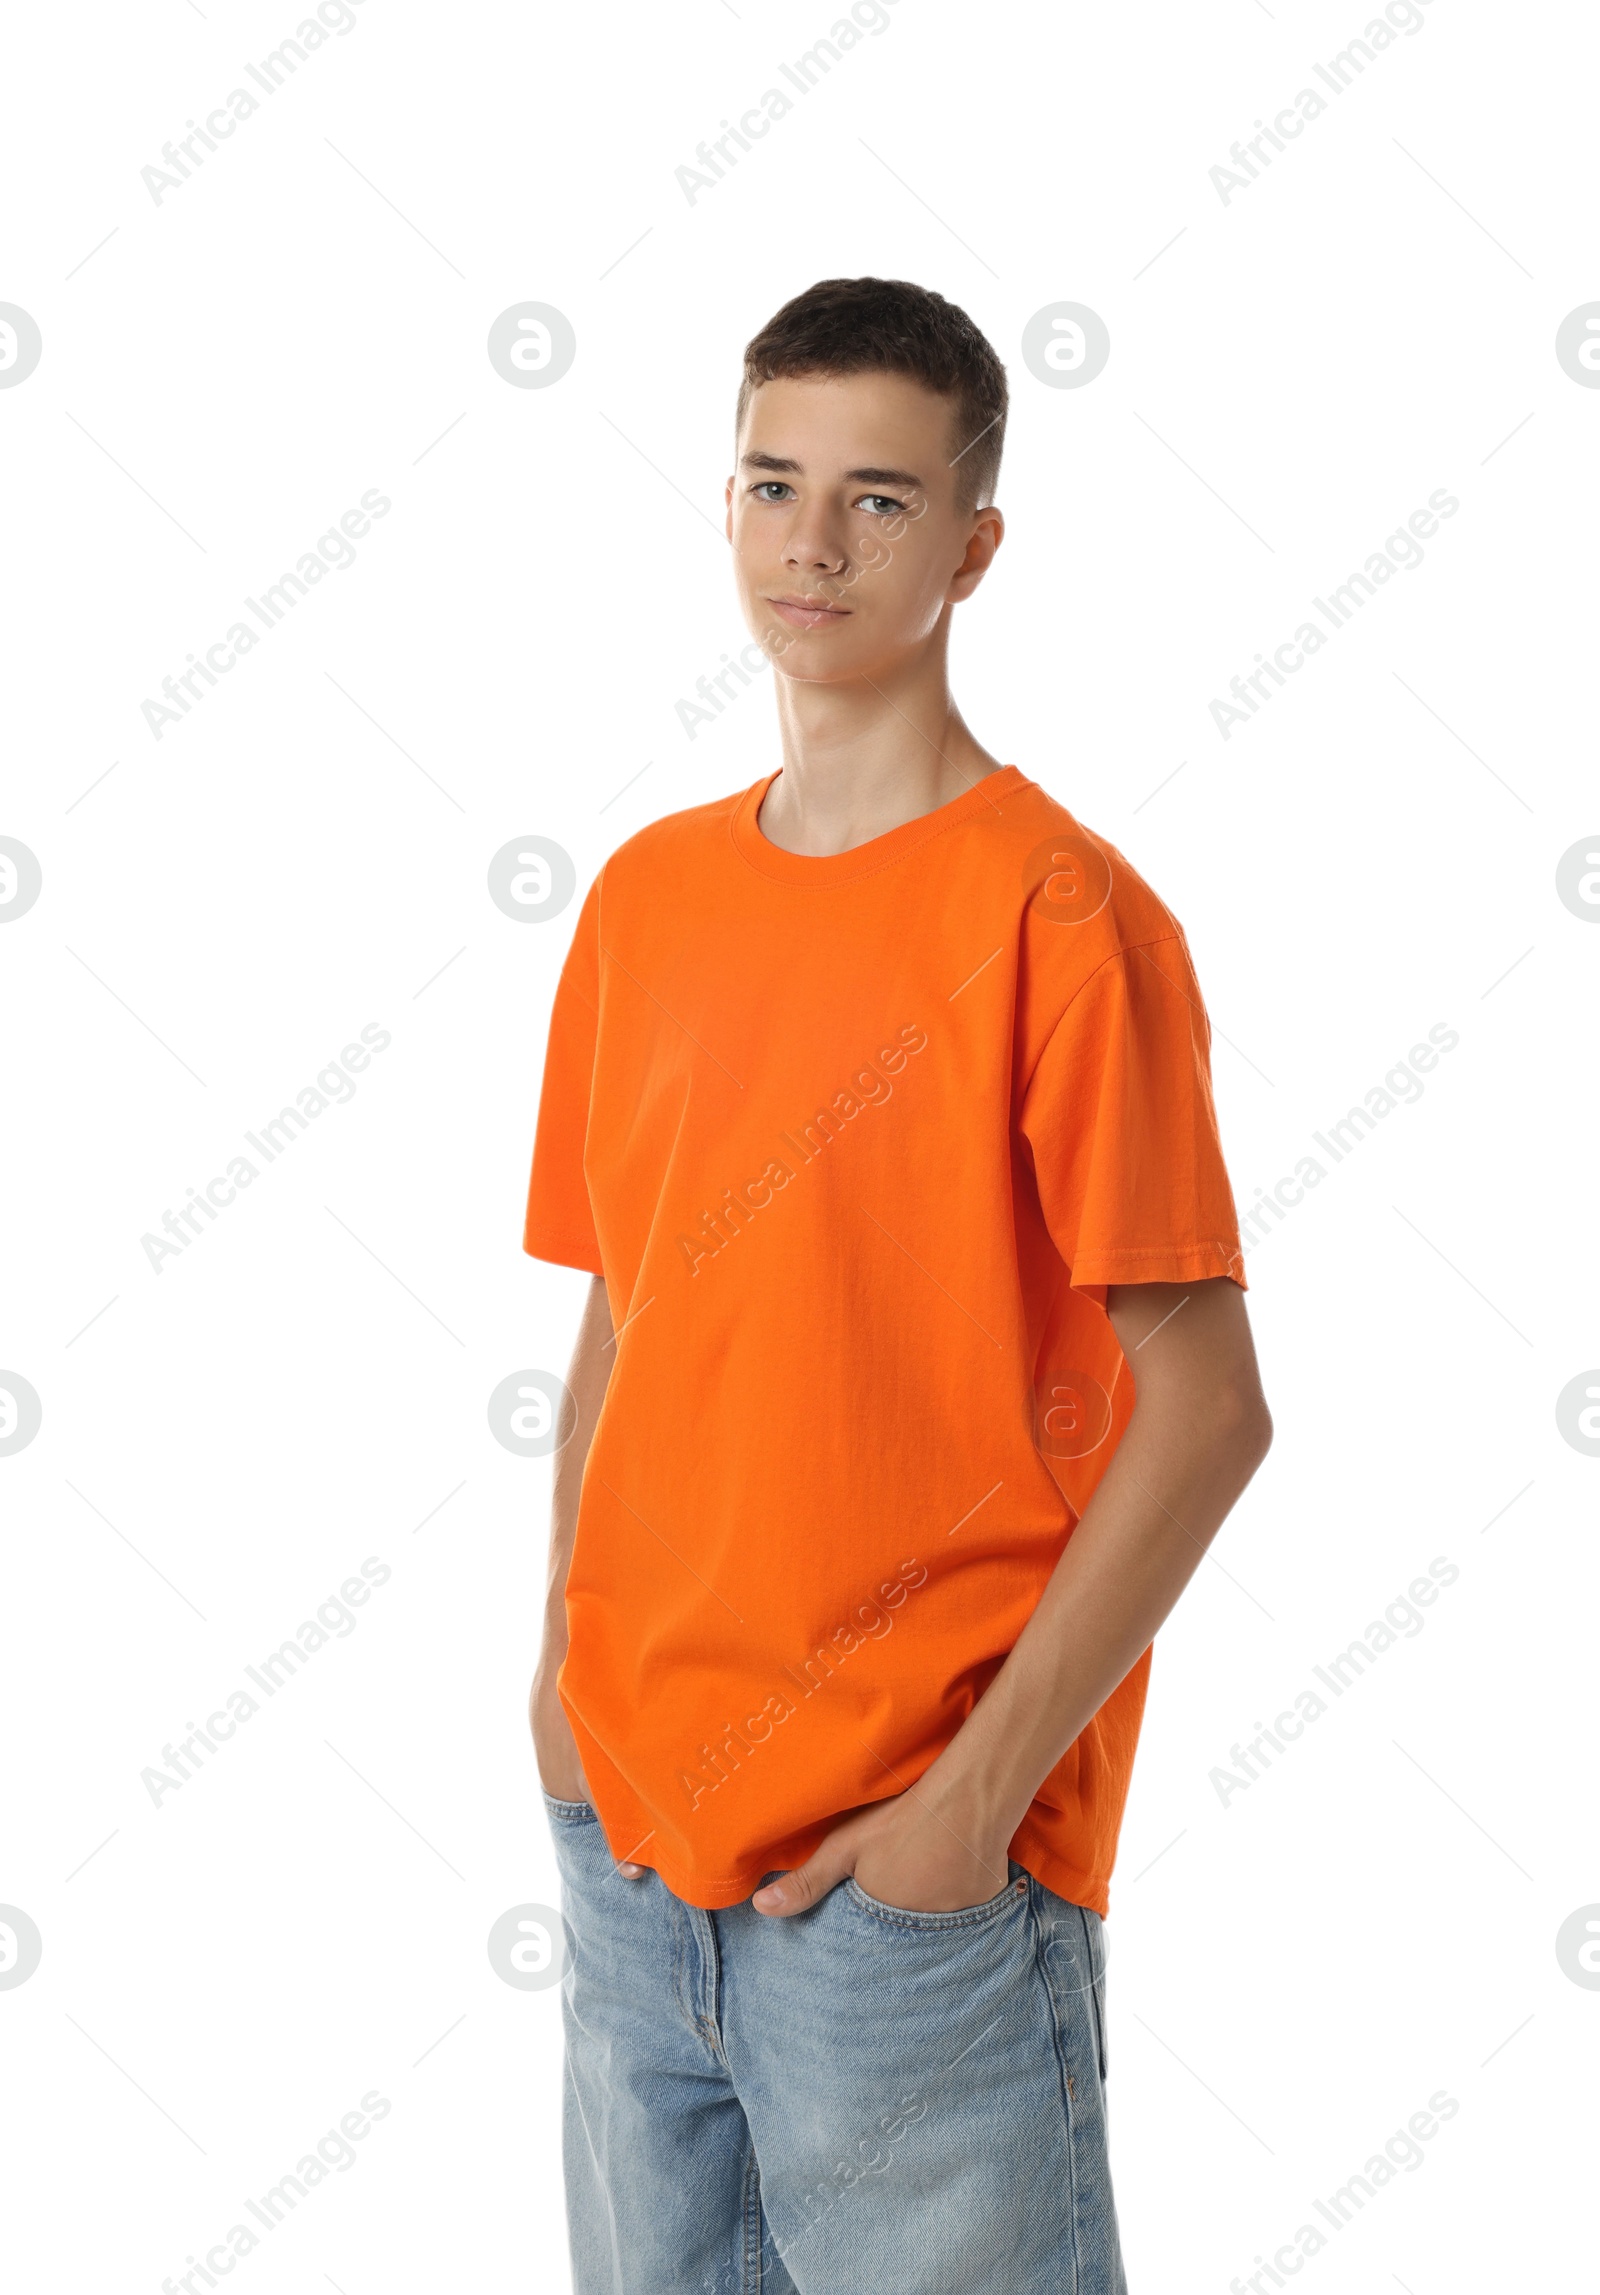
[545,1792,1127,2294]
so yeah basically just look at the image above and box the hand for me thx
[529,1666,588,1799]
[751,1779,1012,1918]
[529,1669,646,1879]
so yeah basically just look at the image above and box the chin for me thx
[756,622,865,670]
[772,652,876,688]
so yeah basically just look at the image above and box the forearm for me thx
[751,1279,1270,1918]
[922,1378,1270,1846]
[534,1275,614,1694]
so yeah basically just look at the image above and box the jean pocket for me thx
[844,1868,1023,1932]
[541,1789,598,1826]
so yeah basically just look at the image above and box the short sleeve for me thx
[1019,934,1245,1296]
[523,872,606,1276]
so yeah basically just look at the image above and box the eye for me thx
[751,481,795,502]
[854,494,905,517]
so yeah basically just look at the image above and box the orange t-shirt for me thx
[523,764,1244,1914]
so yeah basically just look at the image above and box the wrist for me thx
[919,1728,1038,1849]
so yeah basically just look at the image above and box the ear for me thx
[948,506,1005,602]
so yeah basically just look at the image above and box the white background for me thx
[2,0,1595,2288]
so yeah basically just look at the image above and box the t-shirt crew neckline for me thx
[729,762,1029,887]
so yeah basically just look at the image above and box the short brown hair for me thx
[737,277,1008,510]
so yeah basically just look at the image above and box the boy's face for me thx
[725,371,1002,685]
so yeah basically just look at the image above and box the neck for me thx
[759,628,1002,857]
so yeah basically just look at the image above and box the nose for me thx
[782,513,848,579]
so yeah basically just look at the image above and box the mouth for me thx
[766,594,852,630]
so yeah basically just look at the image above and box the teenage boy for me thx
[524,276,1271,2294]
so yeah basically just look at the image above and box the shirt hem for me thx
[1071,1239,1246,1292]
[523,1229,605,1278]
[1008,1824,1112,1919]
[596,1829,1113,1919]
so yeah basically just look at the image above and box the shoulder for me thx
[595,782,753,896]
[991,774,1188,966]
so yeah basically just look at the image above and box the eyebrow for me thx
[739,452,925,488]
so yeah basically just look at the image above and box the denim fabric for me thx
[545,1791,1127,2294]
